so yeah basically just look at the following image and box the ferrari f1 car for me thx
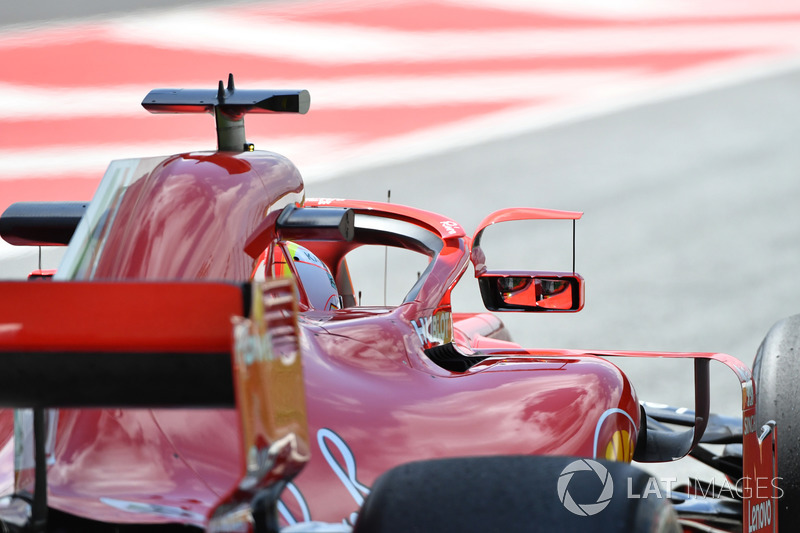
[0,77,792,533]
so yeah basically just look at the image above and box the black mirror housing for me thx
[478,271,584,312]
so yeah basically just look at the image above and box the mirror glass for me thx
[498,276,573,310]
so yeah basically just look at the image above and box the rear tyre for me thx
[752,314,800,532]
[352,456,679,533]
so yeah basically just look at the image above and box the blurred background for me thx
[2,0,800,479]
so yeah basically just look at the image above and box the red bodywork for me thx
[0,146,775,532]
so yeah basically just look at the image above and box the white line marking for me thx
[105,11,800,63]
[3,52,800,183]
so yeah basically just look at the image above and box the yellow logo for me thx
[605,430,633,462]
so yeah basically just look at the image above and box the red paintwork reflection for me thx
[268,310,639,523]
[47,410,221,524]
[89,151,303,281]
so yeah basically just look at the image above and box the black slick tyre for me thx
[753,314,800,532]
[352,456,679,533]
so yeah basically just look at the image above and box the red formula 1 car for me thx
[0,77,789,533]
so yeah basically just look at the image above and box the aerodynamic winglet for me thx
[0,201,88,246]
[142,74,310,151]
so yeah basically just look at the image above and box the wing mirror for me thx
[471,208,585,313]
[478,272,584,312]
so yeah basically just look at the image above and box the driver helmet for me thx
[278,242,342,311]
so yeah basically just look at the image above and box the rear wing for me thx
[0,281,247,407]
[0,278,309,532]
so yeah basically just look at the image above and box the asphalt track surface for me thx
[4,1,800,483]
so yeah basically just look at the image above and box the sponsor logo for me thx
[100,498,206,522]
[744,382,755,409]
[592,407,636,461]
[278,428,369,528]
[605,430,633,462]
[411,310,452,349]
[744,415,757,436]
[749,500,772,532]
[233,320,277,366]
[439,220,461,235]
